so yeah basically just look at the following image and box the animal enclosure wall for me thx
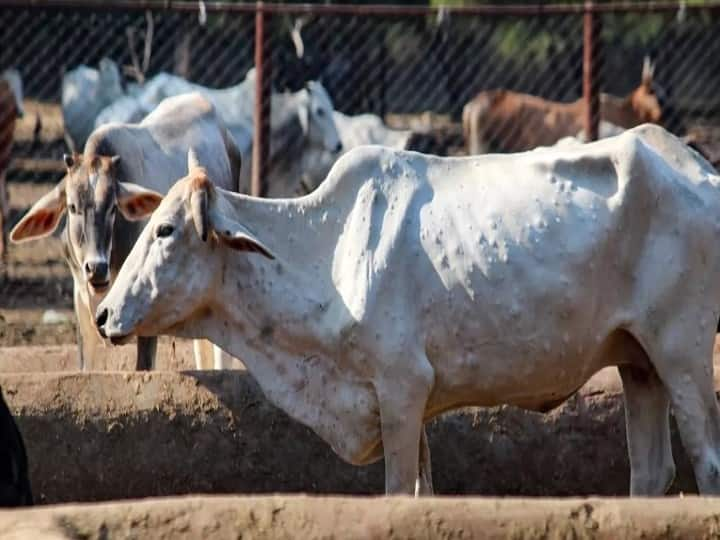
[1,0,720,351]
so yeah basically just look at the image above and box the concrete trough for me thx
[2,495,720,539]
[1,367,716,505]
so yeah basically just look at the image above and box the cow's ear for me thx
[641,55,655,86]
[10,179,66,242]
[117,182,163,221]
[209,199,274,259]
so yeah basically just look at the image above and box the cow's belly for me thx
[419,249,620,415]
[425,336,607,417]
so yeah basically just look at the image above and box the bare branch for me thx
[125,26,145,84]
[288,15,310,59]
[142,10,154,76]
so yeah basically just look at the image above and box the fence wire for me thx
[0,2,719,348]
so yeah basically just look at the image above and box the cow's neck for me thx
[205,193,341,358]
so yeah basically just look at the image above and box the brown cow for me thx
[463,58,663,154]
[0,70,23,260]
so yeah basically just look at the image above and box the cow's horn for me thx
[190,187,209,242]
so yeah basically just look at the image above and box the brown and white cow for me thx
[10,93,240,370]
[463,57,664,154]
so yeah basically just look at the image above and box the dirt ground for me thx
[3,495,720,540]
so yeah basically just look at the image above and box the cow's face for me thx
[10,153,162,296]
[95,153,274,342]
[300,81,342,154]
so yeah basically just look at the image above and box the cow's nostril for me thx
[84,262,92,275]
[96,262,108,279]
[334,142,343,153]
[95,308,109,333]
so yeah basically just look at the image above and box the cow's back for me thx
[87,93,237,194]
[327,127,720,358]
[141,93,238,192]
[322,128,720,412]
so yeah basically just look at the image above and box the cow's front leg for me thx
[376,356,434,495]
[74,287,102,370]
[136,336,157,370]
[415,425,434,496]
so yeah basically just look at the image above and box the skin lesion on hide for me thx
[260,323,275,343]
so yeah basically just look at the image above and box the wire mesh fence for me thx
[1,1,719,349]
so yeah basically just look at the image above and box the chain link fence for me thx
[1,1,719,349]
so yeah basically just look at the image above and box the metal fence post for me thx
[252,1,271,197]
[583,1,600,142]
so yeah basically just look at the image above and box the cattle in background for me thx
[299,110,413,195]
[463,57,664,154]
[62,58,125,151]
[94,71,253,134]
[0,69,23,260]
[0,385,32,507]
[94,70,342,197]
[98,125,720,496]
[241,80,342,197]
[11,93,241,371]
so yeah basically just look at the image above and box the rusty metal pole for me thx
[583,1,600,142]
[252,2,271,197]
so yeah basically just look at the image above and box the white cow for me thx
[95,70,255,139]
[96,124,720,496]
[12,93,240,371]
[62,58,125,151]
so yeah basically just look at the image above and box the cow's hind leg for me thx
[619,363,675,495]
[415,425,434,496]
[136,336,157,371]
[193,339,215,370]
[644,327,720,494]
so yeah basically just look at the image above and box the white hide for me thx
[95,70,341,196]
[97,124,720,495]
[94,95,148,128]
[1,69,24,117]
[61,58,124,150]
[552,121,626,149]
[300,111,413,194]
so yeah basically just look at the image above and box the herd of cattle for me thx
[2,51,720,503]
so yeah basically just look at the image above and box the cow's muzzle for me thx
[95,307,133,345]
[95,307,109,337]
[85,260,110,291]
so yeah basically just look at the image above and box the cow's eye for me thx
[156,224,174,238]
[316,108,325,117]
[68,203,77,215]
